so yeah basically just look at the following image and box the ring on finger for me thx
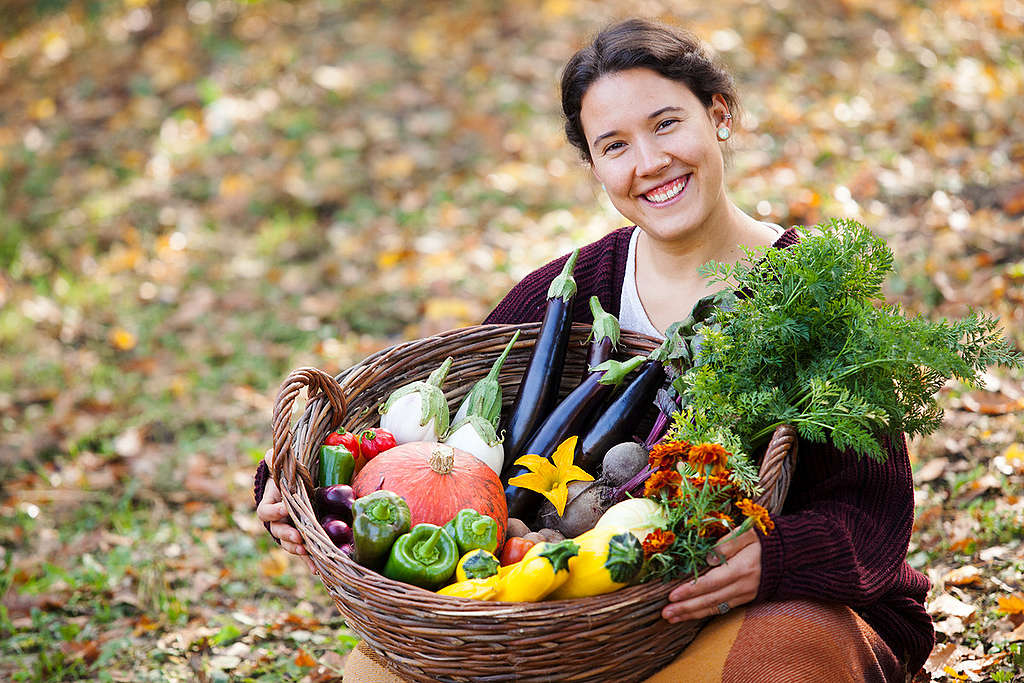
[716,601,730,616]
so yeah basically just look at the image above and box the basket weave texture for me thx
[271,323,798,683]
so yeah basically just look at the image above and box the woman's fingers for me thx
[662,534,762,623]
[706,528,757,566]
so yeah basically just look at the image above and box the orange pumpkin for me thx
[351,442,508,544]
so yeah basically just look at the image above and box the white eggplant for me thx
[452,330,519,429]
[442,415,504,476]
[378,357,452,444]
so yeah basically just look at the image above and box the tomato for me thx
[499,537,536,566]
[357,428,397,462]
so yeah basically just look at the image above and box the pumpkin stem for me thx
[429,445,455,474]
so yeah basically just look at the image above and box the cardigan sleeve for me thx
[757,434,917,606]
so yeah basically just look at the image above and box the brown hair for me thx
[561,18,739,163]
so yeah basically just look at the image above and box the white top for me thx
[618,224,785,339]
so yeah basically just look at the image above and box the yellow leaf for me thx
[942,666,967,680]
[996,594,1024,615]
[1003,443,1024,465]
[30,97,56,120]
[110,328,137,351]
[260,549,291,578]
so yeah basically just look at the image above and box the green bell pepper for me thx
[383,524,458,589]
[443,508,499,555]
[351,490,411,569]
[319,444,355,487]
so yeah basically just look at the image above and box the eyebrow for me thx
[591,107,686,147]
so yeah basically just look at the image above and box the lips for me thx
[641,175,689,204]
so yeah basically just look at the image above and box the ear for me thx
[709,94,731,128]
[589,162,605,189]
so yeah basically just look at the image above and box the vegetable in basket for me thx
[379,357,453,444]
[383,523,459,590]
[576,328,686,474]
[549,525,644,600]
[437,575,503,600]
[456,549,501,581]
[444,332,520,475]
[314,484,356,521]
[318,444,356,487]
[583,295,621,374]
[499,537,536,566]
[351,490,412,569]
[351,442,509,545]
[355,428,397,465]
[504,355,646,520]
[321,517,355,554]
[493,538,579,602]
[444,509,500,555]
[593,498,668,542]
[501,250,579,473]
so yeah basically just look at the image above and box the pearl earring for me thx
[717,113,732,141]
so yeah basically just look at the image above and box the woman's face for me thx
[580,68,731,242]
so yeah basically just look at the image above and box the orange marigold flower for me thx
[648,441,691,469]
[736,498,775,535]
[699,510,734,538]
[642,528,676,558]
[644,469,682,498]
[706,473,735,489]
[688,443,731,474]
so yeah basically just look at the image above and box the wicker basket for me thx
[270,323,798,683]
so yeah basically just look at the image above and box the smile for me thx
[641,175,689,205]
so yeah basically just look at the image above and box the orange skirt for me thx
[342,600,907,682]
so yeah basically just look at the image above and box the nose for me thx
[635,137,670,177]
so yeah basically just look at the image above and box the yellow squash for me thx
[437,575,501,600]
[549,525,644,600]
[493,539,579,602]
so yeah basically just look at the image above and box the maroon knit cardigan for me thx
[255,225,934,672]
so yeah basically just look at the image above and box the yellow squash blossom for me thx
[507,436,594,515]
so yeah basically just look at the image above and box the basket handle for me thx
[270,366,348,495]
[754,424,798,515]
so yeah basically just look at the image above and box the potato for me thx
[505,517,530,540]
[538,528,565,543]
[522,531,548,545]
[600,442,648,486]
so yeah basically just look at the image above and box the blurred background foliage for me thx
[1,0,1023,681]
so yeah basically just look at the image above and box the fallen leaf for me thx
[941,565,982,587]
[959,390,1024,415]
[992,620,1024,643]
[260,548,291,578]
[929,593,977,620]
[915,456,949,483]
[996,594,1024,615]
[923,643,963,675]
[109,327,137,351]
[295,648,317,667]
[942,665,968,680]
[934,616,965,637]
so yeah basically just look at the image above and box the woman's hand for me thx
[661,529,761,623]
[256,449,316,573]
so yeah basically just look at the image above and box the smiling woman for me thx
[255,17,934,682]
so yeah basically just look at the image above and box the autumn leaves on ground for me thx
[1,1,1022,681]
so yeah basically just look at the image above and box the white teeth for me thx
[645,178,685,203]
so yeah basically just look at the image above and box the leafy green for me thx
[670,218,1023,461]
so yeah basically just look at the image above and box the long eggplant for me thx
[505,355,646,520]
[500,249,579,473]
[584,296,619,373]
[577,359,665,474]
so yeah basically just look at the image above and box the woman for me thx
[255,19,933,681]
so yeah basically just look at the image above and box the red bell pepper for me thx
[357,428,397,462]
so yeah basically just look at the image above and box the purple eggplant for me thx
[505,355,645,520]
[583,296,620,375]
[322,518,355,554]
[500,250,579,473]
[315,484,356,522]
[577,359,665,474]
